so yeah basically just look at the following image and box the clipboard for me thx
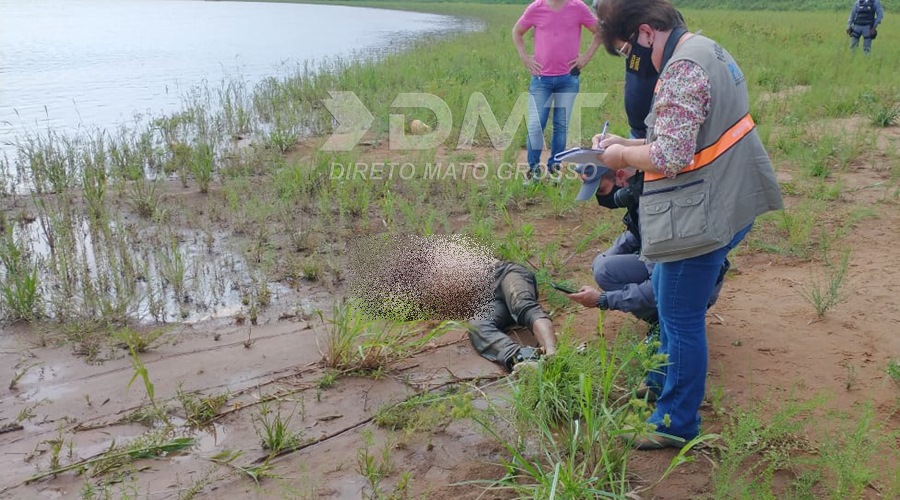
[553,147,606,164]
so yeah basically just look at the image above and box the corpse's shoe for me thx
[511,359,541,377]
[506,345,542,373]
[635,383,658,403]
[619,427,686,450]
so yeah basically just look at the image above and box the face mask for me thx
[594,185,622,209]
[625,42,657,78]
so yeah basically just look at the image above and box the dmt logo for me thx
[321,91,608,152]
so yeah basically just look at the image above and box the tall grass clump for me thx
[16,130,77,195]
[868,102,899,128]
[465,333,687,497]
[190,142,214,194]
[125,178,166,220]
[0,228,42,322]
[710,395,822,498]
[252,402,304,455]
[860,91,900,128]
[321,300,456,373]
[798,249,850,319]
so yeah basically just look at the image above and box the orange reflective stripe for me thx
[645,114,755,181]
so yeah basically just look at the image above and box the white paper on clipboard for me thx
[553,147,606,164]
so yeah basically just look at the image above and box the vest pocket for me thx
[640,180,720,260]
[672,192,708,238]
[641,200,673,244]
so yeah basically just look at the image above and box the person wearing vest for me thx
[566,164,731,336]
[590,0,783,450]
[513,0,602,184]
[847,0,884,54]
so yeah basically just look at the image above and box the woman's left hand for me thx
[600,144,629,170]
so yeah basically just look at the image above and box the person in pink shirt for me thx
[513,0,601,183]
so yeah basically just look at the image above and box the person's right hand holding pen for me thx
[592,121,641,149]
[591,121,656,172]
[591,121,611,149]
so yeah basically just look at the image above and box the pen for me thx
[600,121,609,142]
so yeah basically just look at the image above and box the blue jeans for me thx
[645,223,753,440]
[526,74,580,173]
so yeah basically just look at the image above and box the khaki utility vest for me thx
[641,35,783,263]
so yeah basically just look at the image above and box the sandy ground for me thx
[1,130,898,499]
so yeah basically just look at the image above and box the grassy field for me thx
[1,1,898,498]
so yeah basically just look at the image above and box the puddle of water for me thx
[74,418,226,462]
[21,382,75,405]
[2,217,290,324]
[18,363,64,386]
[328,477,369,500]
[167,417,228,455]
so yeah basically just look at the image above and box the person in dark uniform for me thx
[848,0,884,54]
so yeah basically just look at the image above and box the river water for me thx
[0,0,472,151]
[0,0,480,324]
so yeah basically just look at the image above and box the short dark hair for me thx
[595,0,683,56]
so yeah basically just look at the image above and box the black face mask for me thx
[625,42,657,78]
[595,185,622,209]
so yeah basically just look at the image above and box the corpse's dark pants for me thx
[467,263,549,366]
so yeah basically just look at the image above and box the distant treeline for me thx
[672,0,851,11]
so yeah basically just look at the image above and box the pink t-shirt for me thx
[517,0,597,77]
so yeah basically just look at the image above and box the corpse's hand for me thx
[567,286,602,308]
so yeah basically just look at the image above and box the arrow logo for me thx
[321,91,374,151]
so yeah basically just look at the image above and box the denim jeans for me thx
[526,74,580,173]
[645,223,753,440]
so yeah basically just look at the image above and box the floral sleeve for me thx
[648,60,711,178]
